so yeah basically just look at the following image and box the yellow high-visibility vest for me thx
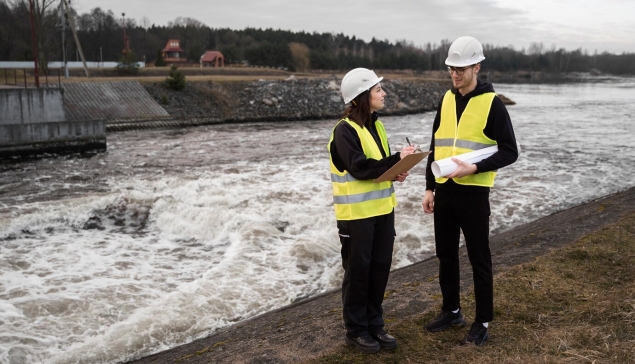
[435,91,498,187]
[328,118,397,220]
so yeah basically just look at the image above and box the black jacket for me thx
[330,113,402,181]
[425,81,518,192]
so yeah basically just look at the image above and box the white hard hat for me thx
[445,36,486,67]
[340,68,383,104]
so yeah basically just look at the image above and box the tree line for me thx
[1,1,634,74]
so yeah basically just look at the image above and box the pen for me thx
[406,137,411,146]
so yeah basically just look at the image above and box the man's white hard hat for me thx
[340,68,383,104]
[445,36,486,67]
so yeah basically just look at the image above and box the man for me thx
[422,36,518,346]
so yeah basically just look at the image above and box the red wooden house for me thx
[162,39,186,64]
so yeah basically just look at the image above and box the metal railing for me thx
[2,68,62,88]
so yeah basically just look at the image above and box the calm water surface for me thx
[1,77,634,364]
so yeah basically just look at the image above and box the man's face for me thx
[448,64,480,92]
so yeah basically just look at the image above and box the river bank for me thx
[125,186,635,363]
[139,77,447,124]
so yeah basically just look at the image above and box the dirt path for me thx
[126,186,635,364]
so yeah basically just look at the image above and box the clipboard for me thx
[374,151,431,183]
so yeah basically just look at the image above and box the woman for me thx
[327,68,414,353]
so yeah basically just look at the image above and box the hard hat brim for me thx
[445,56,486,67]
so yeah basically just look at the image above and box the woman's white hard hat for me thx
[340,68,383,104]
[445,36,486,67]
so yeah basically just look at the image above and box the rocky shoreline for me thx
[140,77,447,124]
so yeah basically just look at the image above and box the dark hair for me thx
[340,89,372,128]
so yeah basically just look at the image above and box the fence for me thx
[0,61,145,69]
[2,68,62,88]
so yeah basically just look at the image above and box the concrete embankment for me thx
[0,88,105,158]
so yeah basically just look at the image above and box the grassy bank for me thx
[312,212,635,364]
[9,67,451,85]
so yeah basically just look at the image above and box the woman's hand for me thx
[394,171,409,182]
[400,145,416,159]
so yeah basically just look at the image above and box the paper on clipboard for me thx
[374,151,431,183]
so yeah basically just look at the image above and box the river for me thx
[1,76,634,364]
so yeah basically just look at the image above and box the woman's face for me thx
[368,83,386,112]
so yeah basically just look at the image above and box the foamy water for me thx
[1,77,634,364]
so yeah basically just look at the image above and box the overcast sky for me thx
[76,0,635,54]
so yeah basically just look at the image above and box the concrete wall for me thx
[62,81,170,122]
[0,88,66,125]
[0,88,106,158]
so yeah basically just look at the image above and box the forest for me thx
[1,0,634,74]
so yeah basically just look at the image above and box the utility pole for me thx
[59,0,68,78]
[28,0,40,87]
[61,0,89,77]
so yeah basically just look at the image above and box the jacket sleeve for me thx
[330,122,401,180]
[475,96,519,173]
[425,99,443,191]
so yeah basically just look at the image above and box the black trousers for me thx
[433,188,494,323]
[337,210,395,337]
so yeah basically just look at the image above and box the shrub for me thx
[116,52,139,75]
[165,65,186,91]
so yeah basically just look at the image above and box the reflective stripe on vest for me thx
[327,118,397,220]
[435,90,498,187]
[332,184,395,204]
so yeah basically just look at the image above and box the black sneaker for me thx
[461,322,489,346]
[424,309,466,332]
[345,334,381,354]
[371,329,398,350]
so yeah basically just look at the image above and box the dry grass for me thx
[310,212,635,364]
[2,67,450,86]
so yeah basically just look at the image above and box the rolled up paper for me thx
[431,145,498,178]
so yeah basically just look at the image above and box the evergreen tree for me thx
[116,52,140,75]
[155,49,166,66]
[166,65,186,90]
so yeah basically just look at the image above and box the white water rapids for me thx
[1,77,634,363]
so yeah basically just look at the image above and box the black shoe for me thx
[424,309,466,332]
[371,329,398,350]
[345,334,381,354]
[461,322,489,346]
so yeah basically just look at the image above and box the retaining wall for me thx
[0,88,106,158]
[0,88,66,124]
[62,81,171,122]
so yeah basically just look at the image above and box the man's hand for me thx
[446,158,477,179]
[422,190,434,214]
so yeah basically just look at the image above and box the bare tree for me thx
[139,15,151,30]
[11,0,58,69]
